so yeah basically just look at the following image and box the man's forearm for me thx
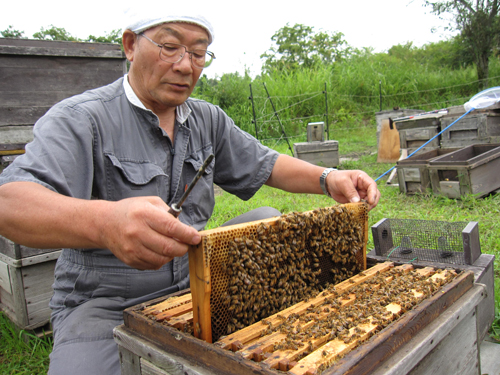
[0,181,110,249]
[265,154,325,194]
[0,181,202,270]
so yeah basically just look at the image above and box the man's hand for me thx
[99,196,201,270]
[0,182,201,271]
[325,170,380,210]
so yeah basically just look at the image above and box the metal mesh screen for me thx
[372,218,469,265]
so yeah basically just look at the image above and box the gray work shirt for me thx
[0,76,279,257]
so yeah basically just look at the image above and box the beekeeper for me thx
[0,11,380,375]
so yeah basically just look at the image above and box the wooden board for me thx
[0,38,126,145]
[377,119,400,163]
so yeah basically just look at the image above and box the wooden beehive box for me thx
[0,236,61,329]
[396,148,458,195]
[118,203,480,374]
[368,217,495,344]
[427,143,500,198]
[0,37,126,145]
[440,112,500,148]
[293,141,339,168]
[394,114,442,154]
[120,262,475,375]
[0,39,125,328]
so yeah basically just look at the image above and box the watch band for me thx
[320,168,337,197]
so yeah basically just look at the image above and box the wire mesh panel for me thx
[372,218,480,265]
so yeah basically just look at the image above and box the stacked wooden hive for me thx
[119,203,476,375]
[393,103,500,197]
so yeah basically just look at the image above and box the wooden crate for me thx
[375,109,424,150]
[394,115,442,154]
[396,148,458,194]
[0,38,126,145]
[118,262,479,375]
[0,235,60,329]
[427,144,500,198]
[440,112,500,148]
[307,122,325,142]
[293,141,339,168]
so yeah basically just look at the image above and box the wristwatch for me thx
[320,168,337,197]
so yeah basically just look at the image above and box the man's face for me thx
[126,23,209,112]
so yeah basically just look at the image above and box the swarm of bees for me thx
[218,205,366,336]
[253,267,457,371]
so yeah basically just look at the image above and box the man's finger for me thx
[145,202,201,245]
[139,229,192,259]
[356,173,380,209]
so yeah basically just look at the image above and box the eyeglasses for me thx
[139,33,215,69]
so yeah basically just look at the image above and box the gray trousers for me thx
[48,206,281,375]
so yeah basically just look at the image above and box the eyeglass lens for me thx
[160,43,213,68]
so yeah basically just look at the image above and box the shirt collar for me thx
[123,74,191,124]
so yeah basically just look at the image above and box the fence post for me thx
[249,84,258,140]
[379,80,382,111]
[324,82,329,140]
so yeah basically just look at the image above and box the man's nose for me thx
[173,51,193,72]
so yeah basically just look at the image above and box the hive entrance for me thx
[188,202,369,342]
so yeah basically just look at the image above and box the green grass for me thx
[0,312,52,374]
[491,280,500,342]
[1,117,499,373]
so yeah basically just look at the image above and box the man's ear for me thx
[122,30,138,62]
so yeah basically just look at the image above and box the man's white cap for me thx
[125,13,215,45]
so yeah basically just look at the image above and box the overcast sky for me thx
[2,0,455,78]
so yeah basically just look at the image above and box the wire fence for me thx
[251,74,500,144]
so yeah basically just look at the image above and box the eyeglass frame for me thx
[138,33,215,69]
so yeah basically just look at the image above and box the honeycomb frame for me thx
[188,202,369,343]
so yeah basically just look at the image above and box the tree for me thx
[387,37,472,70]
[85,29,123,46]
[33,25,79,41]
[260,23,349,73]
[425,0,500,89]
[1,25,25,38]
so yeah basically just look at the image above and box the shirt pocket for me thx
[182,148,215,227]
[104,153,169,201]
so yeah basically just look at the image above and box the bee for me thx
[343,336,353,344]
